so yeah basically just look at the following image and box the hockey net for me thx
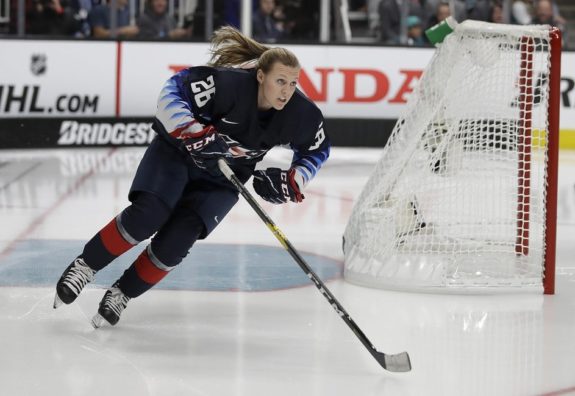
[343,21,561,294]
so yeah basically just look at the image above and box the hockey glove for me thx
[252,168,304,204]
[181,126,230,175]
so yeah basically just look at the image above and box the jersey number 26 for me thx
[191,75,216,108]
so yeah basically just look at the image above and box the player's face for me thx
[257,62,300,110]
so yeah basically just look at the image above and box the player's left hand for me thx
[252,168,305,204]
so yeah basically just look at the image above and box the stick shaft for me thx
[218,160,411,372]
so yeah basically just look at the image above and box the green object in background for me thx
[425,16,458,46]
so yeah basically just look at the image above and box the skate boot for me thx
[54,257,96,308]
[91,282,131,328]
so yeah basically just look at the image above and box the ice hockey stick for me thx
[217,159,412,373]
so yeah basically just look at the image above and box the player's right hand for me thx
[181,126,231,174]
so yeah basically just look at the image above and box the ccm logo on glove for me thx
[184,132,218,152]
[181,126,230,176]
[253,168,304,204]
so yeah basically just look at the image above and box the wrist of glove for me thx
[252,167,305,204]
[181,126,230,174]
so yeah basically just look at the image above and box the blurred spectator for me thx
[446,0,467,21]
[88,0,139,38]
[489,1,504,23]
[532,0,566,36]
[190,0,248,39]
[191,0,223,38]
[426,2,451,29]
[511,0,533,24]
[74,0,93,37]
[462,0,491,21]
[349,0,367,11]
[252,0,284,43]
[281,0,319,40]
[223,0,241,29]
[365,0,381,33]
[26,0,65,34]
[406,15,426,46]
[377,0,401,44]
[547,0,566,27]
[137,0,191,39]
[532,0,554,25]
[512,0,565,26]
[377,0,435,44]
[26,0,84,35]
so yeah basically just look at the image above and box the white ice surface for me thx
[0,146,574,396]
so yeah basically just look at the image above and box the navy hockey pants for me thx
[82,136,250,297]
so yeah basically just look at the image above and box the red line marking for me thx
[539,387,575,396]
[115,41,122,117]
[0,148,117,261]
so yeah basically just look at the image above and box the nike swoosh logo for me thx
[221,118,239,125]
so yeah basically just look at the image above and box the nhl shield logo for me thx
[31,54,47,76]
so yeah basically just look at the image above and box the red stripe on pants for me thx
[100,218,134,256]
[134,250,169,285]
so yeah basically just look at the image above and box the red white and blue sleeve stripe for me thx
[155,70,205,140]
[290,128,330,188]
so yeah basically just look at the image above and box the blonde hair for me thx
[207,26,300,73]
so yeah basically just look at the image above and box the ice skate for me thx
[91,283,131,328]
[54,258,96,308]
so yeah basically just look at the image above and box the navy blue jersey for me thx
[152,66,330,187]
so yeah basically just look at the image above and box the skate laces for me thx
[102,287,130,317]
[63,258,95,295]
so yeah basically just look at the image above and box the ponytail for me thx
[208,26,300,73]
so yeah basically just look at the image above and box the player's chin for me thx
[274,98,289,110]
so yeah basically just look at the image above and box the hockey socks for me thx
[116,210,206,298]
[117,246,175,298]
[81,192,171,271]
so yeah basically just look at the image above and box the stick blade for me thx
[375,351,412,372]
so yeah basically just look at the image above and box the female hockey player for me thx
[53,26,330,328]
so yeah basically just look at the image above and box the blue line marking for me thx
[0,240,342,292]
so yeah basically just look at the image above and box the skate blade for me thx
[91,313,107,329]
[53,293,64,309]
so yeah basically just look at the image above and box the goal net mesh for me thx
[343,21,555,293]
